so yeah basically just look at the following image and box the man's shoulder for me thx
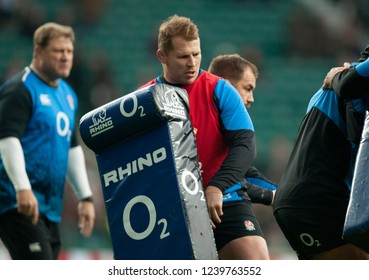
[139,78,157,89]
[0,68,28,92]
[200,70,221,82]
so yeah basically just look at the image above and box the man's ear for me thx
[156,49,165,64]
[33,45,41,58]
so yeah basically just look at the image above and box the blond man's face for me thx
[35,36,74,80]
[157,36,201,85]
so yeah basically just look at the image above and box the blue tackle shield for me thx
[79,84,218,259]
[343,111,369,253]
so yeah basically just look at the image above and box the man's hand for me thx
[77,201,95,237]
[16,189,39,225]
[322,62,350,89]
[205,186,223,229]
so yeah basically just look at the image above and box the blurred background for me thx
[1,0,368,260]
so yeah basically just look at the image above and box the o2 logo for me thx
[122,169,203,241]
[123,195,170,240]
[120,94,146,118]
[56,112,71,141]
[181,169,205,201]
[300,233,322,247]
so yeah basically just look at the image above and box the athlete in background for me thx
[0,22,95,259]
[208,53,277,259]
[208,53,277,204]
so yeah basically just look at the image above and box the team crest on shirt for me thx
[67,94,75,110]
[244,220,256,231]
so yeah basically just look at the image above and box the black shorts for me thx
[274,207,348,259]
[0,209,61,260]
[213,201,264,251]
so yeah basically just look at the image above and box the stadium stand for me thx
[3,0,364,260]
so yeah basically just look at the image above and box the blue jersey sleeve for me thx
[214,79,254,131]
[355,57,369,77]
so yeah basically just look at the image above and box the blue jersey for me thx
[0,67,78,222]
[274,87,369,211]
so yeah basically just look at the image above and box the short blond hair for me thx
[158,15,199,54]
[33,22,75,48]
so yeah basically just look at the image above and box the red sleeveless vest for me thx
[141,71,228,188]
